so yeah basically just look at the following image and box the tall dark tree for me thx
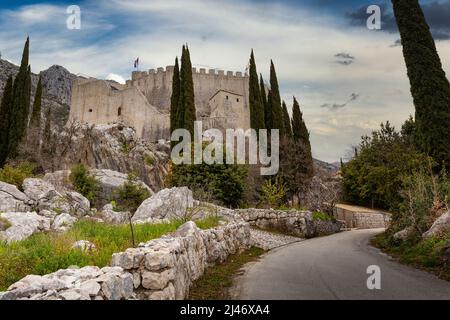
[178,45,196,136]
[282,101,292,138]
[0,76,13,167]
[291,96,309,144]
[9,37,31,157]
[30,75,42,129]
[170,57,180,145]
[269,60,283,134]
[248,50,265,130]
[392,0,450,168]
[266,89,273,129]
[260,74,271,130]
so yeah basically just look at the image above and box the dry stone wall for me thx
[0,220,251,300]
[237,209,343,238]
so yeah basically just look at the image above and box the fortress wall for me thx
[70,79,123,125]
[70,79,170,141]
[131,66,250,117]
[119,87,170,141]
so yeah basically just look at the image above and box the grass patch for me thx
[372,232,450,280]
[188,247,265,300]
[0,217,220,291]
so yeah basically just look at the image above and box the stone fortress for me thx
[69,65,251,141]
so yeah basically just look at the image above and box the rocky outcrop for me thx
[0,181,32,212]
[132,187,195,223]
[0,212,52,243]
[423,211,450,238]
[393,226,415,241]
[91,169,153,206]
[0,59,79,130]
[49,123,169,192]
[52,213,78,233]
[237,209,343,238]
[100,204,129,224]
[0,266,133,300]
[22,178,90,217]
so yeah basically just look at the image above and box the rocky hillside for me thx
[44,122,170,192]
[0,58,78,128]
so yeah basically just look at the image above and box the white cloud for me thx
[0,0,449,162]
[105,73,126,84]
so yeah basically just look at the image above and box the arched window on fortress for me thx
[118,107,122,116]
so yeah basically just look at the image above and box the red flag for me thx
[134,57,139,69]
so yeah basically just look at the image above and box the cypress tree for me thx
[248,50,265,130]
[266,89,273,130]
[269,60,283,134]
[30,75,42,129]
[282,101,292,138]
[392,0,450,168]
[260,74,271,130]
[9,37,31,157]
[292,96,309,143]
[178,45,196,136]
[0,76,13,167]
[42,107,52,153]
[170,57,180,141]
[177,46,186,130]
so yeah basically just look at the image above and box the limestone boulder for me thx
[22,178,59,202]
[0,212,52,243]
[52,213,77,232]
[100,204,129,224]
[0,181,32,212]
[132,187,195,223]
[91,169,153,206]
[22,177,90,216]
[43,170,71,191]
[72,240,96,252]
[43,191,90,217]
[393,226,415,241]
[423,211,450,238]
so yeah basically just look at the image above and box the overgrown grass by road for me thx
[0,216,220,291]
[188,247,265,300]
[372,232,450,281]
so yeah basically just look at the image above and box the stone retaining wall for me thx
[352,212,389,229]
[236,209,343,238]
[0,221,251,300]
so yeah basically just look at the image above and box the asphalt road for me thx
[235,229,450,300]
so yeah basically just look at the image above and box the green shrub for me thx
[112,173,150,213]
[342,121,430,211]
[69,164,99,205]
[168,144,248,208]
[312,211,332,221]
[260,176,287,208]
[0,161,35,188]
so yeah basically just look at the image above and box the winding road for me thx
[234,229,450,300]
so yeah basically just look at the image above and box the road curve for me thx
[234,229,450,300]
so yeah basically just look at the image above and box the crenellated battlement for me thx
[132,65,248,81]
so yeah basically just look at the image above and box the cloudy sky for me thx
[1,0,450,163]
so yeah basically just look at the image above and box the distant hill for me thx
[0,59,79,128]
[313,158,340,175]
